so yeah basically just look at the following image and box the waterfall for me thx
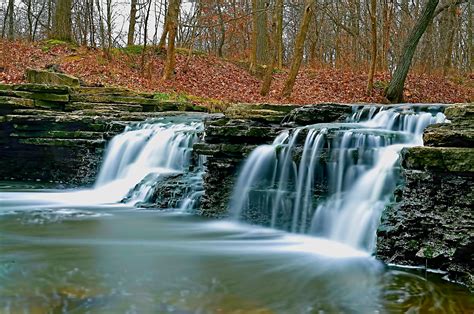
[1,119,205,209]
[93,120,204,206]
[229,105,447,251]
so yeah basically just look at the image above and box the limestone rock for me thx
[225,103,297,124]
[424,123,474,147]
[281,103,353,126]
[402,147,474,172]
[26,68,80,87]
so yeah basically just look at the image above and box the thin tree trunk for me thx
[281,0,314,98]
[385,0,439,103]
[141,0,153,74]
[261,0,283,96]
[276,0,284,68]
[162,0,181,80]
[249,0,258,72]
[469,0,473,72]
[442,5,456,76]
[127,0,138,46]
[367,0,377,94]
[216,0,226,57]
[158,15,169,49]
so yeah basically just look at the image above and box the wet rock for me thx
[225,103,297,124]
[26,68,80,87]
[204,117,282,144]
[444,103,473,125]
[423,123,474,148]
[402,147,474,172]
[65,102,143,112]
[199,158,239,217]
[281,103,353,126]
[377,170,473,289]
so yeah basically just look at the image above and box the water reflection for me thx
[0,200,471,313]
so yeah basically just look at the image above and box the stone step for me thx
[65,102,143,112]
[402,146,474,172]
[10,130,105,140]
[18,137,106,147]
[0,89,69,102]
[424,123,473,148]
[0,83,71,94]
[71,87,152,98]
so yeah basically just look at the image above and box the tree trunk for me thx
[367,0,377,94]
[469,0,473,72]
[162,0,181,80]
[276,0,284,68]
[385,0,439,103]
[216,0,226,57]
[250,0,269,72]
[442,5,456,76]
[3,0,15,39]
[51,0,73,41]
[281,0,314,98]
[141,0,153,74]
[261,0,283,96]
[158,11,169,49]
[127,0,138,46]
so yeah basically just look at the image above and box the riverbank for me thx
[1,40,472,105]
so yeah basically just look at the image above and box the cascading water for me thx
[97,120,204,205]
[229,105,447,251]
[0,118,205,210]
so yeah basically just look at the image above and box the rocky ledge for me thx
[0,78,207,185]
[377,103,474,290]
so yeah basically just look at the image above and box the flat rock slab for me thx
[402,146,474,172]
[424,123,474,148]
[282,103,353,126]
[26,69,80,87]
[0,83,71,94]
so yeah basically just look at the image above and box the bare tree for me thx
[162,0,181,80]
[385,0,439,103]
[366,0,377,94]
[127,0,138,46]
[281,0,314,98]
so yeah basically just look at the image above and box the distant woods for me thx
[1,0,472,102]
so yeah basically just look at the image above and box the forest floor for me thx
[0,39,472,106]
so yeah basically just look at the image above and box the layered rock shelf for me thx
[0,82,206,185]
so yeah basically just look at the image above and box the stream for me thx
[0,108,472,313]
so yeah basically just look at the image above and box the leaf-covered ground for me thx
[1,40,472,105]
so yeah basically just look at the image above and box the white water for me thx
[230,105,447,251]
[0,120,204,209]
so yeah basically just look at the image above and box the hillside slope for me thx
[1,40,472,105]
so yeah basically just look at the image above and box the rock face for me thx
[0,83,208,186]
[377,103,474,289]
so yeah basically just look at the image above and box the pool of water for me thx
[0,184,472,313]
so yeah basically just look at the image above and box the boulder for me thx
[26,68,80,87]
